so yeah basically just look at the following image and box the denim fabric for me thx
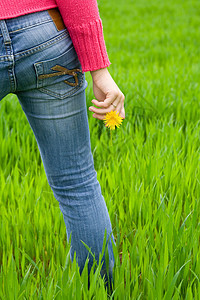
[0,9,115,283]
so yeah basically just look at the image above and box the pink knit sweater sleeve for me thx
[55,0,111,72]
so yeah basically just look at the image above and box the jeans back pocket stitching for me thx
[38,73,84,99]
[38,64,83,87]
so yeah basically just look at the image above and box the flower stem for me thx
[109,129,114,155]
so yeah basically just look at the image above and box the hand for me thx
[89,68,125,120]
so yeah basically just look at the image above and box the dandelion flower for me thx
[103,110,123,130]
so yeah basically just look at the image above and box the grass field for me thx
[1,0,200,298]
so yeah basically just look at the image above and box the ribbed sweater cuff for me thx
[67,18,111,72]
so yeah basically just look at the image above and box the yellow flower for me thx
[103,110,123,130]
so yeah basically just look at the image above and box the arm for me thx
[55,0,110,72]
[55,0,125,119]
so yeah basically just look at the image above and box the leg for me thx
[16,75,115,283]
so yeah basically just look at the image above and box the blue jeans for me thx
[0,9,115,283]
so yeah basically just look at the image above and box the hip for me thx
[0,8,86,98]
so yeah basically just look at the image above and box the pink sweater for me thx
[0,0,111,72]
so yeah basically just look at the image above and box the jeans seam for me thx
[14,31,69,60]
[4,42,16,92]
[0,19,54,37]
[8,19,54,34]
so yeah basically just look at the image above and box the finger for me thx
[114,102,122,116]
[89,95,121,114]
[90,92,125,117]
[91,99,109,108]
[110,102,118,110]
[92,92,118,108]
[115,101,125,117]
[92,113,106,120]
[111,93,124,111]
[120,107,125,119]
[114,93,125,117]
[89,105,114,115]
[103,95,118,108]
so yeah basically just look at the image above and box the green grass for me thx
[1,0,200,298]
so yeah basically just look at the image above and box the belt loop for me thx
[0,20,11,44]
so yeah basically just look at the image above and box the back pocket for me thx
[33,45,84,99]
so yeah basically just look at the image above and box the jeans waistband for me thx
[0,8,60,35]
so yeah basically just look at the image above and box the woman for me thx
[0,0,125,287]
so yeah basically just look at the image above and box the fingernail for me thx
[89,107,92,111]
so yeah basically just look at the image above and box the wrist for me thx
[90,67,109,80]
